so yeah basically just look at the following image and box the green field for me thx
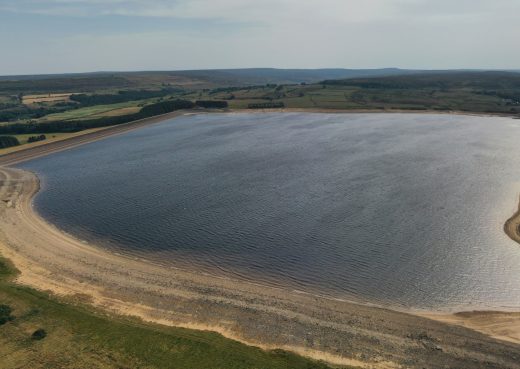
[182,72,520,113]
[11,133,72,145]
[0,255,334,369]
[40,101,144,122]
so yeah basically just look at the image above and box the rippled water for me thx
[18,113,520,311]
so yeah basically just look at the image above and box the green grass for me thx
[36,94,187,123]
[0,255,334,369]
[12,132,74,145]
[189,74,520,114]
[39,101,144,122]
[0,95,16,105]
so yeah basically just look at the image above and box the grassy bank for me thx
[0,255,334,369]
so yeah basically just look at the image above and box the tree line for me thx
[27,134,46,143]
[195,100,228,108]
[0,136,20,149]
[0,104,76,122]
[0,99,195,135]
[0,88,183,123]
[70,88,181,106]
[248,102,285,109]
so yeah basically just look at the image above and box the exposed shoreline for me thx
[238,107,520,118]
[1,111,520,367]
[1,167,520,367]
[505,195,520,245]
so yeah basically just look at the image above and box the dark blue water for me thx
[19,113,520,310]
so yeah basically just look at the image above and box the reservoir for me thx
[19,113,520,311]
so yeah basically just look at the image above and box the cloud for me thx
[0,0,502,20]
[2,0,519,29]
[0,0,519,74]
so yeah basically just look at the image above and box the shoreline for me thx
[236,107,520,118]
[1,169,520,367]
[505,195,520,245]
[1,111,520,367]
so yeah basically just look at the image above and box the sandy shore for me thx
[1,168,520,368]
[1,110,520,367]
[505,196,520,245]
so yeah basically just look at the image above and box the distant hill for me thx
[0,68,418,83]
[164,68,425,85]
[322,71,520,90]
[0,68,430,93]
[1,68,519,95]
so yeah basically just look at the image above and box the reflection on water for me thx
[19,113,520,310]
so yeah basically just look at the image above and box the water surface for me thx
[19,113,520,310]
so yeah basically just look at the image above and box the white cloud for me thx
[3,0,519,28]
[4,0,514,21]
[0,0,519,74]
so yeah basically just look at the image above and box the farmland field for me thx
[22,93,73,105]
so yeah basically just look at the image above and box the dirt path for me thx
[0,166,519,368]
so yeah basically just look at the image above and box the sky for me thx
[0,0,519,75]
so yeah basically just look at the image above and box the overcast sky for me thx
[1,0,518,75]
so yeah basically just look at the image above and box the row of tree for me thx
[70,88,181,106]
[195,100,228,108]
[0,88,183,123]
[247,102,285,109]
[27,134,47,143]
[0,99,195,135]
[0,104,75,122]
[0,136,20,149]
